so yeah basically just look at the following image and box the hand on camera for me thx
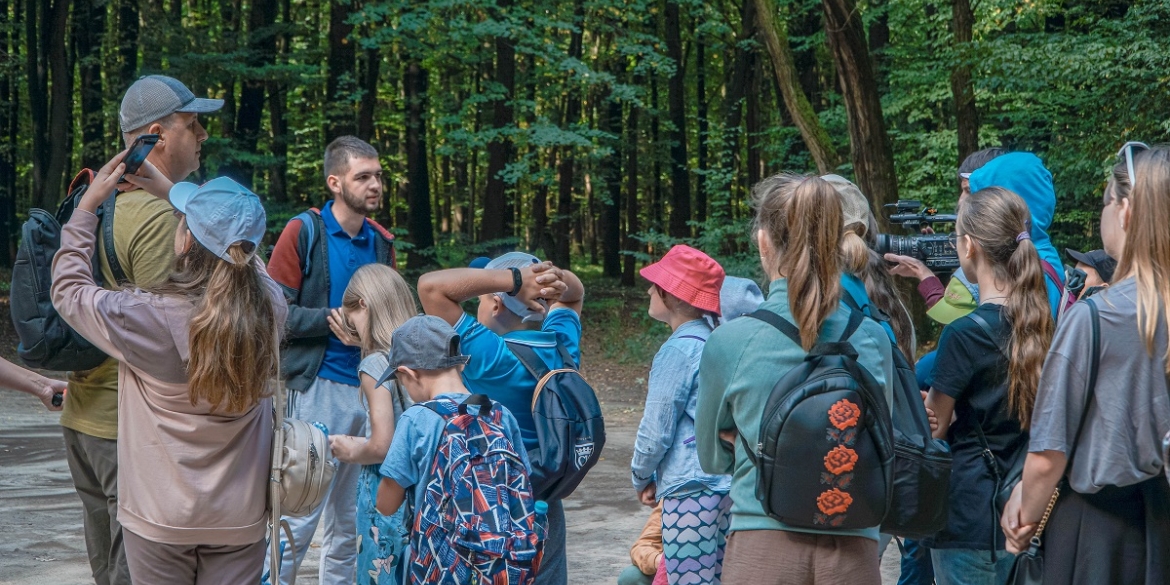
[120,159,175,202]
[884,254,934,281]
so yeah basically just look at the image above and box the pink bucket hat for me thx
[640,245,726,315]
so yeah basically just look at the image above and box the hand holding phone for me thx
[118,134,159,183]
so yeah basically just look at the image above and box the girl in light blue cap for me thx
[52,151,287,585]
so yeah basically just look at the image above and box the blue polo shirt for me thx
[316,200,377,386]
[454,308,583,452]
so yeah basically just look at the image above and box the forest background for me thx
[2,0,1169,294]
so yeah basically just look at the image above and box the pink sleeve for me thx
[918,276,945,309]
[50,210,128,362]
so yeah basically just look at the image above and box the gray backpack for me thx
[10,169,126,371]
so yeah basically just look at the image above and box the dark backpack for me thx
[409,395,544,585]
[10,170,126,371]
[505,340,605,502]
[740,308,895,530]
[839,295,952,538]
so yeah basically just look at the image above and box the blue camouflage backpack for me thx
[409,394,545,585]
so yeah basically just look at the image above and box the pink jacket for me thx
[51,209,287,546]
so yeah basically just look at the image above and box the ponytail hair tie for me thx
[1016,231,1031,243]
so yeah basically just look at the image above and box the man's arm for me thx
[268,218,330,339]
[417,263,567,326]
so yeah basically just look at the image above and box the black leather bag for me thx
[1006,299,1102,585]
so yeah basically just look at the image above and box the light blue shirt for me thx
[380,393,529,515]
[631,319,731,499]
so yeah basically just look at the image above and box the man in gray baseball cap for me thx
[57,75,221,585]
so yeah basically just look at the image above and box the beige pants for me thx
[720,529,881,585]
[123,529,265,585]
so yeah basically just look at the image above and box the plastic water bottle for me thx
[311,421,329,437]
[533,500,549,543]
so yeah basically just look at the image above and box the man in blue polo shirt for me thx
[418,252,584,585]
[267,135,396,585]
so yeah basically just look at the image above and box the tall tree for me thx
[481,0,516,242]
[754,0,840,173]
[404,60,434,269]
[695,33,708,223]
[951,0,978,163]
[228,0,277,188]
[74,0,106,171]
[622,93,640,286]
[26,0,72,208]
[599,83,622,278]
[0,0,16,265]
[325,0,357,141]
[663,0,691,238]
[115,0,138,97]
[822,0,899,207]
[356,43,380,141]
[553,0,585,268]
[266,0,291,203]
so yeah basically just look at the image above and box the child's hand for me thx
[515,262,566,312]
[638,483,657,507]
[329,434,366,464]
[327,308,361,347]
[120,159,174,201]
[77,150,129,214]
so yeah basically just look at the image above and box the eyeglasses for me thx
[1116,141,1150,188]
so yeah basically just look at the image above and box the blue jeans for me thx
[931,548,1015,585]
[535,499,566,585]
[898,539,934,585]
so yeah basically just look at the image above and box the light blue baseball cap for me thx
[483,251,548,323]
[169,176,266,263]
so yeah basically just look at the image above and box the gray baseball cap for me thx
[483,251,548,323]
[119,75,224,132]
[380,316,471,381]
[169,177,266,264]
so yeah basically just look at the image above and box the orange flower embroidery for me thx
[817,488,854,516]
[828,399,861,431]
[824,445,859,475]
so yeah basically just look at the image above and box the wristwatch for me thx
[507,267,523,297]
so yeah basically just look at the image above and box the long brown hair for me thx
[957,187,1054,427]
[150,220,278,413]
[341,264,418,357]
[752,173,842,350]
[1108,146,1170,372]
[848,208,917,362]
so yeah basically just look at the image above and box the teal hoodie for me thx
[968,152,1065,313]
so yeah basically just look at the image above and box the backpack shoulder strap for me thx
[747,309,802,347]
[293,209,323,277]
[100,192,129,286]
[506,340,554,380]
[1068,299,1101,464]
[965,310,1009,361]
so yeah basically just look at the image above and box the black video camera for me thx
[874,200,960,275]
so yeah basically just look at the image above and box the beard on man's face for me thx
[339,184,381,215]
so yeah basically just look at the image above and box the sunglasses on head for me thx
[1116,141,1150,188]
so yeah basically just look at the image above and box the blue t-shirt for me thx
[379,393,529,516]
[454,308,583,452]
[316,201,378,386]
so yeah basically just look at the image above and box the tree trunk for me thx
[600,85,623,278]
[74,0,105,171]
[27,0,71,208]
[695,37,708,224]
[139,0,165,72]
[650,77,663,235]
[325,0,357,141]
[404,61,434,269]
[266,0,291,203]
[951,0,978,164]
[553,0,584,268]
[755,0,840,173]
[0,0,15,265]
[115,0,139,98]
[746,50,761,188]
[229,0,277,189]
[822,0,899,208]
[481,0,516,243]
[664,0,690,238]
[357,44,380,142]
[622,96,640,286]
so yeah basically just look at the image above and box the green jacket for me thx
[696,278,894,540]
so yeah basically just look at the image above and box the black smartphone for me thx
[119,134,160,182]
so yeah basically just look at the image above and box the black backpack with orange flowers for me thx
[739,307,896,530]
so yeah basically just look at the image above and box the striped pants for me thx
[661,489,732,585]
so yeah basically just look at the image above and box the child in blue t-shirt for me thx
[374,315,529,521]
